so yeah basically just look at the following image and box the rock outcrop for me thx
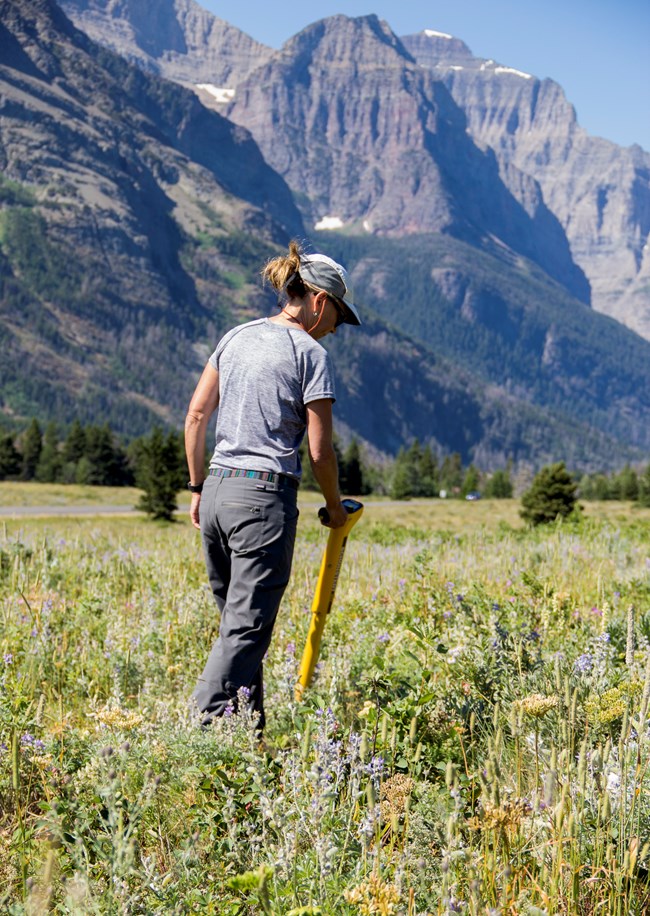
[402,30,650,338]
[60,0,272,85]
[226,15,589,303]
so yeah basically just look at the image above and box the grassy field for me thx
[1,490,650,913]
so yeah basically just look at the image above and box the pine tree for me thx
[461,464,481,497]
[614,464,639,501]
[439,452,463,496]
[135,428,181,520]
[418,445,438,497]
[0,434,21,480]
[484,468,513,499]
[83,424,129,485]
[342,439,364,495]
[639,464,650,508]
[36,421,62,483]
[520,462,579,526]
[60,420,87,483]
[390,444,419,500]
[20,419,42,480]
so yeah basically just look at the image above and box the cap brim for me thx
[341,298,362,326]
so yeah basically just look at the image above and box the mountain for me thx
[401,30,650,341]
[225,15,589,305]
[0,0,300,432]
[2,0,650,471]
[59,0,273,86]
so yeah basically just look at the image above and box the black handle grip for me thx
[318,498,364,524]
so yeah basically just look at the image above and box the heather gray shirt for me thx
[208,318,336,479]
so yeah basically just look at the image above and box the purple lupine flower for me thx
[574,653,593,674]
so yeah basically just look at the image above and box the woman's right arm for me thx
[185,362,220,530]
[306,399,348,529]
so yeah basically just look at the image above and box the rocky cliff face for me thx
[401,30,650,339]
[60,0,272,85]
[226,15,589,303]
[0,0,301,430]
[3,0,650,467]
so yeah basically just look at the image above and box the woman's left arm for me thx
[185,362,220,530]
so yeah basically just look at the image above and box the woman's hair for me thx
[262,240,310,300]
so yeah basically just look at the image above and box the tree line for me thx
[2,421,650,519]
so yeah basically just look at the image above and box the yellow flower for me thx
[344,872,400,915]
[481,798,532,831]
[517,694,558,719]
[90,707,144,730]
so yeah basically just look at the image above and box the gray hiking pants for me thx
[193,472,299,731]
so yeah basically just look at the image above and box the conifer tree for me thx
[36,421,62,483]
[520,462,579,526]
[136,427,181,520]
[461,464,481,497]
[390,443,418,500]
[0,434,21,480]
[439,452,463,496]
[639,464,650,508]
[60,420,87,483]
[614,464,639,501]
[342,439,364,495]
[63,420,86,463]
[418,444,439,497]
[83,424,129,485]
[20,419,42,480]
[484,468,513,499]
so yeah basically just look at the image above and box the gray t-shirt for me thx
[208,318,336,479]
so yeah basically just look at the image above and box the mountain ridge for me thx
[2,0,650,472]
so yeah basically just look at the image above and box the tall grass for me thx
[1,502,650,913]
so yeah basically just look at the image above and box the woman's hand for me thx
[190,492,202,530]
[321,501,348,529]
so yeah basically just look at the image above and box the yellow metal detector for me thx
[295,498,364,700]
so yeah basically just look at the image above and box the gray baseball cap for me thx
[299,253,361,326]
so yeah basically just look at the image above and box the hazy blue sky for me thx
[203,0,650,151]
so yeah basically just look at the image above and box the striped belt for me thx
[208,467,299,490]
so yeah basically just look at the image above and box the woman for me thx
[185,240,361,731]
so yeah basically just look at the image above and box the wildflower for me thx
[3,653,13,665]
[359,700,375,719]
[380,774,414,822]
[344,872,400,915]
[90,706,144,730]
[478,798,532,831]
[517,694,558,719]
[585,685,634,725]
[574,653,593,674]
[377,633,390,643]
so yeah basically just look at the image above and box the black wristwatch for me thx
[187,481,203,494]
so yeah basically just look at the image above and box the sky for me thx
[203,0,650,151]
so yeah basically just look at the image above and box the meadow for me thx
[1,487,650,914]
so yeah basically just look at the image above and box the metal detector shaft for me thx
[295,499,364,700]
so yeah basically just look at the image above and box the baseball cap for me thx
[299,253,361,326]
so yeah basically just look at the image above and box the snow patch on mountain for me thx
[196,84,235,103]
[314,216,344,230]
[423,29,453,39]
